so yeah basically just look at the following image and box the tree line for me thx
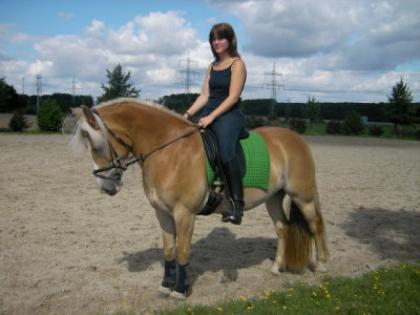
[0,78,94,114]
[1,65,418,136]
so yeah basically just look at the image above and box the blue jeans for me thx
[208,107,247,163]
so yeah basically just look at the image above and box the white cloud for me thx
[0,11,208,99]
[1,5,419,102]
[210,0,420,71]
[204,0,420,101]
[86,20,106,37]
[28,60,54,77]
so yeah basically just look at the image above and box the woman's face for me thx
[212,36,229,56]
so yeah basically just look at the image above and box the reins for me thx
[91,109,199,180]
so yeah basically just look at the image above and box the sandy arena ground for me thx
[1,133,419,315]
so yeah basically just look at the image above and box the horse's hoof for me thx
[270,263,281,275]
[316,261,327,273]
[158,285,172,296]
[169,290,187,300]
[271,261,286,275]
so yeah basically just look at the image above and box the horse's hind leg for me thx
[292,195,329,272]
[266,191,288,275]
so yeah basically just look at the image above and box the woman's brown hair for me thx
[209,23,240,61]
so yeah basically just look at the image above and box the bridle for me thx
[90,109,199,182]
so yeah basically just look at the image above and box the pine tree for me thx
[98,64,140,103]
[387,78,414,136]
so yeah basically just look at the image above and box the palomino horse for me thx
[71,98,329,299]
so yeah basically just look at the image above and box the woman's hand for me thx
[183,112,192,120]
[198,115,215,128]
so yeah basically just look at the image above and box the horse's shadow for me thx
[117,227,277,285]
[341,207,420,261]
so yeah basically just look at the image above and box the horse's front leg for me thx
[170,205,196,300]
[155,209,177,295]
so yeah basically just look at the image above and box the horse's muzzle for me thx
[101,185,120,196]
[97,169,123,196]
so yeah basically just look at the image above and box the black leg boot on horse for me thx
[221,157,244,225]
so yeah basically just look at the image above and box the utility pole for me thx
[72,77,76,105]
[263,62,284,118]
[178,49,199,94]
[22,77,25,95]
[36,74,42,113]
[178,49,199,108]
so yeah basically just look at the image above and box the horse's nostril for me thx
[101,187,117,196]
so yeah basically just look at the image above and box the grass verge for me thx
[119,263,419,315]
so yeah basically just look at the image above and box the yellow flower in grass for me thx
[247,305,253,311]
[282,305,287,310]
[240,295,247,302]
[217,307,223,312]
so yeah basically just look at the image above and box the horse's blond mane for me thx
[95,97,193,125]
[70,97,193,154]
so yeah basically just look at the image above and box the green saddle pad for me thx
[206,131,270,190]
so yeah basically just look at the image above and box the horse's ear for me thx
[81,105,100,130]
[70,107,82,119]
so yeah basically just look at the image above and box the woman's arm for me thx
[198,59,246,128]
[183,64,212,119]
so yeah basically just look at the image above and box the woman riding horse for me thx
[183,23,248,225]
[70,24,329,301]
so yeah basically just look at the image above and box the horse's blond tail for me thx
[313,185,330,260]
[283,201,312,271]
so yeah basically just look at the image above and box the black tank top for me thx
[202,59,240,115]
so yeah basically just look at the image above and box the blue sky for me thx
[1,0,419,102]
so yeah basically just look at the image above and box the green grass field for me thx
[112,263,420,315]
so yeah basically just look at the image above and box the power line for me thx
[72,77,76,104]
[263,61,285,116]
[177,49,200,94]
[263,61,285,100]
[36,74,43,112]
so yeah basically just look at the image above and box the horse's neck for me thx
[101,103,193,157]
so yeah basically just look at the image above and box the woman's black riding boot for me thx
[221,158,244,225]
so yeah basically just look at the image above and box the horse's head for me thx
[71,105,131,196]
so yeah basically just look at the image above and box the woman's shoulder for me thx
[230,57,246,71]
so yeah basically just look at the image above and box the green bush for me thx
[368,124,384,137]
[342,111,365,135]
[245,116,265,129]
[9,111,31,131]
[415,128,420,140]
[288,118,307,134]
[37,99,63,131]
[326,120,342,134]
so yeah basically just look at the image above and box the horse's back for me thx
[254,126,316,195]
